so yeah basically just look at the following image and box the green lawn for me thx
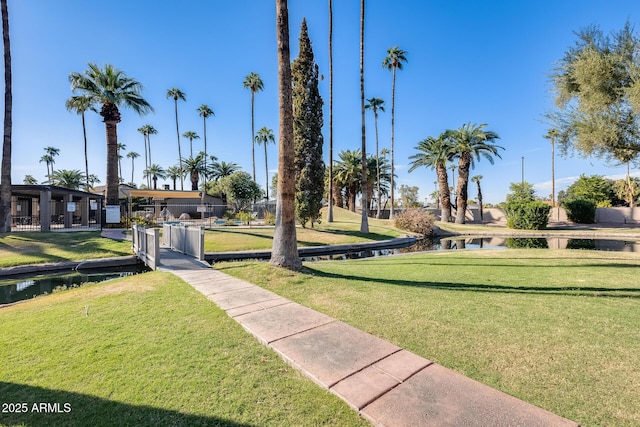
[217,249,640,427]
[204,207,404,252]
[0,272,368,427]
[0,231,132,268]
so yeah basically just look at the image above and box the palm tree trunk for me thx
[131,157,135,184]
[437,163,451,223]
[174,100,183,190]
[476,181,483,221]
[374,111,381,218]
[105,120,120,205]
[251,92,256,182]
[82,112,89,190]
[455,155,470,224]
[203,118,208,191]
[271,0,301,270]
[359,0,369,233]
[327,0,334,223]
[264,142,269,200]
[0,0,11,232]
[389,66,396,220]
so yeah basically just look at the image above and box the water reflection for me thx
[0,266,145,305]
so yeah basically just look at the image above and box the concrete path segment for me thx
[160,256,580,427]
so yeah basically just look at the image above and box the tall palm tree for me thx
[87,173,100,188]
[197,104,215,188]
[544,128,560,207]
[117,142,126,183]
[165,165,183,191]
[39,154,53,183]
[143,164,166,190]
[359,0,369,233]
[271,0,300,270]
[255,126,275,200]
[69,63,152,205]
[327,0,334,223]
[408,133,454,223]
[0,0,11,232]
[43,146,60,176]
[471,175,484,221]
[65,94,93,190]
[166,88,186,190]
[182,130,199,158]
[445,123,502,223]
[137,124,157,188]
[243,72,264,182]
[365,97,385,218]
[382,46,407,220]
[126,151,139,185]
[182,153,205,191]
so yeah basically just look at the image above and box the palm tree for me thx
[43,146,60,177]
[50,169,85,190]
[358,0,369,233]
[334,149,362,211]
[39,154,53,183]
[126,151,139,185]
[87,174,101,188]
[327,0,334,223]
[166,88,186,190]
[182,130,199,158]
[143,164,166,190]
[117,142,126,183]
[243,72,264,182]
[65,94,93,190]
[165,165,183,191]
[471,175,484,221]
[255,126,275,200]
[271,0,300,270]
[197,104,215,187]
[408,133,454,223]
[0,0,11,232]
[365,97,385,218]
[445,123,502,223]
[69,63,152,205]
[382,46,407,220]
[182,153,205,191]
[544,128,560,207]
[209,160,240,182]
[23,175,37,185]
[137,124,157,188]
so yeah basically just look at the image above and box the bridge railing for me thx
[162,223,205,261]
[132,224,160,270]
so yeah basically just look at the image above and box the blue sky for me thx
[6,0,640,204]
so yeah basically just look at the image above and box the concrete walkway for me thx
[157,250,579,427]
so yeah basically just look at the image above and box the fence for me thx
[162,223,205,261]
[132,224,160,270]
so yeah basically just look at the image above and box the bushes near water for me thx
[394,210,435,236]
[504,201,551,230]
[563,199,596,224]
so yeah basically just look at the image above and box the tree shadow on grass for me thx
[301,266,640,298]
[0,381,254,427]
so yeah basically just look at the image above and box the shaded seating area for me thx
[10,185,103,231]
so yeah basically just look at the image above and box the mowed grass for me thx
[218,249,640,426]
[0,231,132,268]
[204,207,404,252]
[0,272,368,427]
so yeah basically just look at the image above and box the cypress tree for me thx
[292,19,325,228]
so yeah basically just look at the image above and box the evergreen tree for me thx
[292,19,325,228]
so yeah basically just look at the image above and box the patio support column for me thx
[31,198,38,226]
[64,193,73,228]
[39,189,51,231]
[81,196,89,226]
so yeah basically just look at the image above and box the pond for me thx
[302,236,640,261]
[0,265,147,306]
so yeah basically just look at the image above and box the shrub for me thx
[237,211,252,225]
[264,211,276,225]
[130,216,156,227]
[504,201,551,230]
[564,199,596,223]
[394,209,435,236]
